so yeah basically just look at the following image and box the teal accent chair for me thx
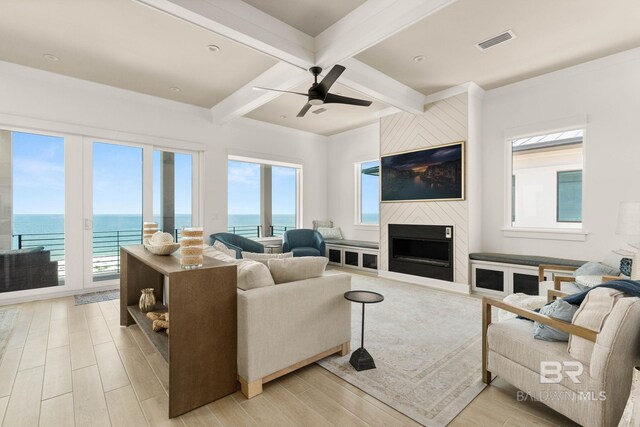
[282,229,325,257]
[209,232,265,259]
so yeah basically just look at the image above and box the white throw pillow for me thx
[213,240,236,258]
[236,260,275,291]
[268,257,328,284]
[568,288,624,365]
[317,227,343,239]
[203,246,238,264]
[241,251,292,265]
[602,249,633,270]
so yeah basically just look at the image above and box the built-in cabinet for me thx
[471,260,557,296]
[326,244,378,272]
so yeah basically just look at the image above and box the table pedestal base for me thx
[349,347,376,371]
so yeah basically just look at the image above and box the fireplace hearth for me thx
[388,224,454,281]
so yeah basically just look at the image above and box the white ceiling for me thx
[241,0,367,37]
[0,0,277,108]
[245,81,387,136]
[356,0,640,95]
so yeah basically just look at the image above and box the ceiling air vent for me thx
[476,30,516,51]
[312,108,327,115]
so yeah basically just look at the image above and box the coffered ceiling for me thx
[1,0,640,136]
[0,0,277,108]
[356,0,640,95]
[242,0,367,37]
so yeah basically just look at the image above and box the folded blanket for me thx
[562,280,640,306]
[517,280,640,321]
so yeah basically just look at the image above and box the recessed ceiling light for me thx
[43,54,59,62]
[279,115,287,119]
[208,45,220,52]
[413,55,426,63]
[169,87,181,92]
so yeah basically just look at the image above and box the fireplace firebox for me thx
[388,224,454,281]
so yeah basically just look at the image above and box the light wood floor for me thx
[0,296,578,427]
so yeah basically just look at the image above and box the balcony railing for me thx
[227,225,262,238]
[13,228,183,280]
[270,225,294,237]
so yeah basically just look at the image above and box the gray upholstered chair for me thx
[209,232,265,259]
[282,229,325,257]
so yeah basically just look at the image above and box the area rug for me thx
[74,289,119,305]
[317,273,485,427]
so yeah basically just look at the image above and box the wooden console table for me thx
[120,245,237,418]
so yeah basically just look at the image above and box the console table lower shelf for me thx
[127,305,169,362]
[120,245,238,418]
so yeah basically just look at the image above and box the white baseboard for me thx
[0,284,119,306]
[378,270,470,295]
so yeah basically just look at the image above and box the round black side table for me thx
[344,290,384,371]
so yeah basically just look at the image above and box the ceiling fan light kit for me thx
[253,64,373,117]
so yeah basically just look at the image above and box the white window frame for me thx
[503,117,588,241]
[354,159,380,227]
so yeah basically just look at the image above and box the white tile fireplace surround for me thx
[378,89,483,294]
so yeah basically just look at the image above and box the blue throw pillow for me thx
[621,257,633,277]
[572,261,619,277]
[533,299,578,342]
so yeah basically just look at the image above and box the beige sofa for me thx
[237,273,351,398]
[483,288,640,427]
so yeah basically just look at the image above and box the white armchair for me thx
[482,288,640,427]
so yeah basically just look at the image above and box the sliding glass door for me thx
[0,130,65,294]
[91,141,143,282]
[153,150,193,240]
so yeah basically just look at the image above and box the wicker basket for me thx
[144,242,180,255]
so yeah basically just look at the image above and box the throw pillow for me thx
[568,288,624,365]
[533,300,578,342]
[574,275,608,291]
[236,260,275,291]
[621,257,633,277]
[572,261,619,278]
[203,246,238,264]
[317,227,343,240]
[312,219,333,230]
[268,256,328,284]
[241,251,293,265]
[213,240,236,258]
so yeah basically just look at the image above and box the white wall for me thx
[0,60,328,296]
[326,123,379,242]
[481,48,640,260]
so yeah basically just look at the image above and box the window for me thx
[357,160,379,225]
[228,157,300,238]
[510,129,583,229]
[557,170,582,222]
[1,130,65,292]
[153,150,193,238]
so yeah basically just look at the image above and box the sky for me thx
[11,132,192,215]
[227,160,296,215]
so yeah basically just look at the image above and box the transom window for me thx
[509,129,584,229]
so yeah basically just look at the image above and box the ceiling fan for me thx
[254,64,373,117]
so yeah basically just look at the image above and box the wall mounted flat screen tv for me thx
[381,141,465,202]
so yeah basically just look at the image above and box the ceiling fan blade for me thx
[297,103,312,117]
[324,93,373,107]
[317,65,345,96]
[253,87,308,96]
